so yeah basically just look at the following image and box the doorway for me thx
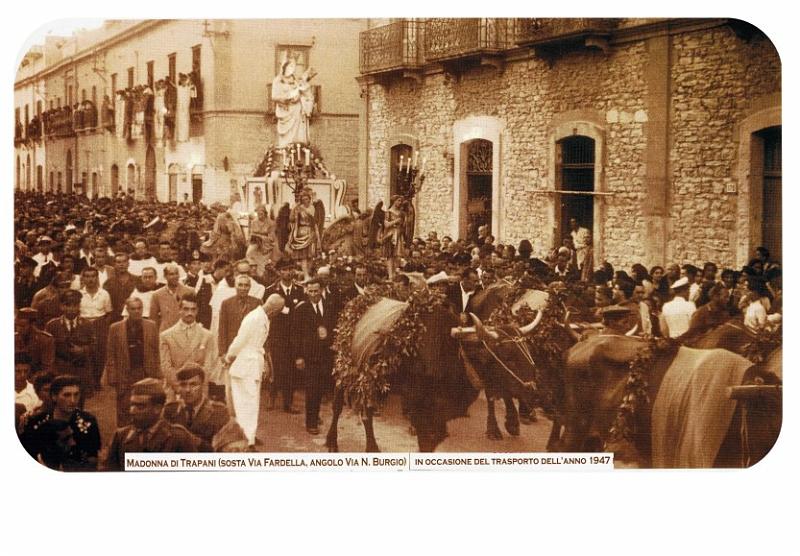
[556,136,595,247]
[760,126,781,262]
[111,164,119,197]
[463,139,493,242]
[145,146,156,201]
[192,175,203,204]
[66,150,73,194]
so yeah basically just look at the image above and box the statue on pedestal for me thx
[271,59,316,147]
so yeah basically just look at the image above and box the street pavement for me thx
[88,385,553,457]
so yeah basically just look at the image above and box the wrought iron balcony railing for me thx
[424,18,513,62]
[360,20,421,75]
[515,18,619,46]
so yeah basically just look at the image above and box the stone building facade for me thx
[359,18,781,269]
[14,19,366,207]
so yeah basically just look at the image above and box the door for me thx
[192,175,203,204]
[145,146,156,201]
[557,136,595,247]
[110,164,119,197]
[66,150,73,194]
[464,139,493,242]
[761,126,781,262]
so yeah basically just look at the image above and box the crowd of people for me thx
[13,191,782,470]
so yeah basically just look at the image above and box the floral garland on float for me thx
[331,284,447,417]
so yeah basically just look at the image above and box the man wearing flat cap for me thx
[15,256,40,309]
[104,378,201,471]
[659,276,697,338]
[163,364,231,451]
[15,308,55,374]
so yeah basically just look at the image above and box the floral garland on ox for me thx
[484,282,570,414]
[332,284,447,416]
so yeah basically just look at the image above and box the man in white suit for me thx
[160,292,214,392]
[224,293,285,449]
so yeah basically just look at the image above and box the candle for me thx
[296,144,301,159]
[305,148,310,166]
[399,155,404,171]
[406,157,411,175]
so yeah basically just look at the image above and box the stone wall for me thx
[366,22,781,269]
[669,26,780,268]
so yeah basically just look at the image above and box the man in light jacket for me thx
[224,293,285,449]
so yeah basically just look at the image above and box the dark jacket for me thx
[290,298,336,366]
[162,397,230,450]
[104,419,200,471]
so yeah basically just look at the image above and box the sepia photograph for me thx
[11,16,783,475]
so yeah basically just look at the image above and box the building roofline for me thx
[14,19,170,88]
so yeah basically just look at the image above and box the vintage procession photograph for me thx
[12,17,783,472]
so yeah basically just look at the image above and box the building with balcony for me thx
[359,18,781,269]
[14,19,367,206]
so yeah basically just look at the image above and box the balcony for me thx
[515,18,618,55]
[360,20,421,78]
[424,18,513,64]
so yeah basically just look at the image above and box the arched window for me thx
[110,164,119,197]
[26,154,31,189]
[556,135,595,248]
[389,143,413,198]
[127,163,136,195]
[16,156,20,189]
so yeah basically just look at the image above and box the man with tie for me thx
[291,279,336,434]
[445,267,482,317]
[162,364,231,451]
[105,297,160,426]
[44,290,96,397]
[263,259,306,413]
[150,264,194,333]
[104,378,201,471]
[224,294,286,449]
[103,252,137,323]
[218,275,262,358]
[340,263,370,302]
[159,292,214,392]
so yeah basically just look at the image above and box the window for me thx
[111,73,117,97]
[147,60,154,88]
[15,107,20,124]
[82,89,86,102]
[275,45,310,77]
[16,156,20,188]
[57,97,61,108]
[68,85,73,106]
[37,165,43,190]
[36,101,42,117]
[192,45,201,77]
[91,86,97,105]
[24,104,29,125]
[49,171,54,191]
[58,172,62,191]
[168,53,176,83]
[127,67,134,89]
[49,100,53,110]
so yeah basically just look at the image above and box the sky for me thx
[23,18,105,48]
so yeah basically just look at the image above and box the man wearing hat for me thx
[263,259,306,413]
[31,271,73,327]
[163,364,231,451]
[104,378,201,471]
[15,256,40,309]
[659,276,697,338]
[45,290,97,395]
[32,235,55,279]
[224,293,286,448]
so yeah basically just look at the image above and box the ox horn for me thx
[518,309,543,337]
[470,313,499,342]
[625,323,639,337]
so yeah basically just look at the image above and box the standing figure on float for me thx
[286,188,322,280]
[271,58,316,147]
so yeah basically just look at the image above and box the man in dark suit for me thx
[218,274,261,357]
[263,259,306,413]
[14,308,55,374]
[104,297,161,426]
[44,290,96,397]
[163,364,230,451]
[14,256,41,309]
[103,252,137,322]
[339,263,370,303]
[445,267,482,316]
[290,278,336,434]
[103,378,200,471]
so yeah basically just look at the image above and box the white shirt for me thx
[97,267,112,287]
[460,283,473,312]
[688,282,701,304]
[660,296,697,338]
[15,382,41,413]
[355,283,365,295]
[32,252,55,278]
[80,287,113,318]
[123,289,155,318]
[744,300,768,331]
[128,256,158,277]
[226,307,270,381]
